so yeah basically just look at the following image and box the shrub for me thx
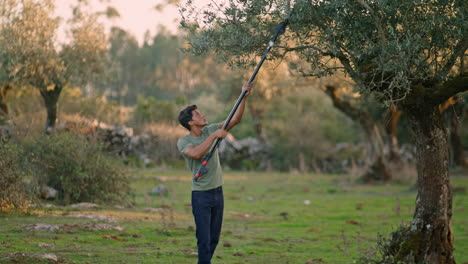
[0,143,31,214]
[24,132,133,205]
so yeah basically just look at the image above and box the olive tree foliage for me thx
[181,0,466,262]
[182,0,465,102]
[0,0,107,133]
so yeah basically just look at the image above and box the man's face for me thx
[189,109,208,127]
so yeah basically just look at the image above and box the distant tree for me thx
[101,27,229,106]
[0,1,19,119]
[0,84,12,118]
[0,0,107,133]
[440,94,468,167]
[448,98,467,167]
[181,0,467,262]
[324,85,391,182]
[102,27,140,104]
[147,29,229,100]
[384,103,403,163]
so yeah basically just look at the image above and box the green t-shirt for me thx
[177,123,224,191]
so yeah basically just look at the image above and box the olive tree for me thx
[0,0,107,133]
[181,0,467,262]
[0,0,18,118]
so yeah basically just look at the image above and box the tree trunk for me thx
[385,104,402,162]
[324,85,390,182]
[248,102,266,142]
[360,115,385,160]
[40,85,62,134]
[298,151,308,173]
[449,102,466,167]
[0,84,13,118]
[360,155,392,183]
[387,108,454,263]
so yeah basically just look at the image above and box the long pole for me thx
[195,20,289,180]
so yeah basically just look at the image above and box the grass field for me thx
[0,169,467,264]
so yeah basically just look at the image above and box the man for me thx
[177,83,252,264]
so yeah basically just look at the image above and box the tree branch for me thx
[279,45,334,57]
[439,38,468,78]
[436,74,468,101]
[336,51,363,86]
[324,85,361,121]
[438,95,462,113]
[280,44,361,84]
[355,0,388,45]
[404,75,468,109]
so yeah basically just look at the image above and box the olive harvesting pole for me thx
[195,19,289,180]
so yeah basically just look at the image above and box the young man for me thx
[177,83,252,264]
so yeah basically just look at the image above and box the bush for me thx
[23,132,133,205]
[0,143,32,214]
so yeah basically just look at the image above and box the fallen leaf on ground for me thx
[223,241,232,247]
[346,220,360,225]
[102,235,127,242]
[280,212,289,220]
[306,258,325,263]
[356,202,366,210]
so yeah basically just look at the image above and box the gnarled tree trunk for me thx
[440,96,466,167]
[388,107,454,263]
[449,100,466,167]
[325,85,390,182]
[0,84,13,118]
[40,84,62,134]
[410,108,454,263]
[385,104,402,163]
[248,102,266,142]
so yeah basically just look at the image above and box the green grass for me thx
[0,170,467,264]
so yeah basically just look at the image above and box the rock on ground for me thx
[24,223,124,232]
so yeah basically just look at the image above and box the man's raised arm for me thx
[219,82,253,131]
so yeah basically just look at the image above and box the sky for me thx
[55,0,181,45]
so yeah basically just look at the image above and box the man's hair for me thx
[178,105,197,131]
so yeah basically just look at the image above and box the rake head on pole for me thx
[270,19,289,43]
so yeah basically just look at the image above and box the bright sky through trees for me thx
[55,0,180,45]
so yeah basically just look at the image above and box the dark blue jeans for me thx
[191,186,224,264]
